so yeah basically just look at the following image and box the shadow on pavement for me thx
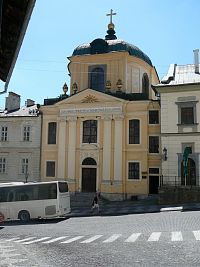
[2,217,69,226]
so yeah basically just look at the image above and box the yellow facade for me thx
[40,26,161,200]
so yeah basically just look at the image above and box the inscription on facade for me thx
[60,107,122,116]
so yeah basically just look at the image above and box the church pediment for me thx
[55,88,125,106]
[55,89,125,117]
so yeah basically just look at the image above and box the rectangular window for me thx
[149,136,159,153]
[0,158,6,173]
[129,119,140,144]
[149,110,159,124]
[181,107,194,124]
[1,126,8,141]
[48,122,57,144]
[128,162,140,180]
[21,158,28,174]
[23,126,31,141]
[46,161,55,177]
[82,120,97,143]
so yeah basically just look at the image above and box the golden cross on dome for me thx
[106,9,116,24]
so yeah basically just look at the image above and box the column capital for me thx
[67,116,77,122]
[102,115,112,121]
[57,117,67,122]
[113,114,124,121]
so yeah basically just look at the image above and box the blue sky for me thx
[1,0,200,108]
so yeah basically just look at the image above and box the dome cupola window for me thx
[89,65,106,92]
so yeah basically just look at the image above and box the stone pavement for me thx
[69,196,200,217]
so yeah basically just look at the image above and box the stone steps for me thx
[70,192,98,208]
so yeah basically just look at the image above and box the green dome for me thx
[72,38,152,66]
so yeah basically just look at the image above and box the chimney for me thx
[193,49,199,73]
[26,99,35,107]
[5,92,20,112]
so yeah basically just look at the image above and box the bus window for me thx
[8,191,14,202]
[38,184,57,200]
[58,182,68,193]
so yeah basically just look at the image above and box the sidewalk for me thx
[69,197,200,217]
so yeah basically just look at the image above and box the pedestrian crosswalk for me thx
[2,230,200,245]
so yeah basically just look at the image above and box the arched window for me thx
[90,67,105,92]
[82,120,97,143]
[142,73,149,97]
[82,157,97,165]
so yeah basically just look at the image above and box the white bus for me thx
[0,181,71,222]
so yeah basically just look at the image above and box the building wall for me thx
[0,115,41,182]
[159,86,200,185]
[40,91,160,199]
[68,52,157,99]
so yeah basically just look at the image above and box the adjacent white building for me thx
[0,92,41,182]
[154,50,200,186]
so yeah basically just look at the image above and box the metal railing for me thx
[160,175,200,187]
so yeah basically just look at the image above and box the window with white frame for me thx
[1,126,8,141]
[128,162,140,180]
[129,119,140,144]
[21,158,28,174]
[0,158,6,173]
[23,126,31,141]
[82,120,97,143]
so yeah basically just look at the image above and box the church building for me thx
[40,11,161,200]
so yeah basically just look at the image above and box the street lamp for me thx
[163,147,167,161]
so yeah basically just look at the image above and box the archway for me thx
[82,157,97,192]
[181,158,196,186]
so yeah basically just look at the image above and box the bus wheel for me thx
[18,210,30,222]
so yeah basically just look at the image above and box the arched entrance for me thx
[82,157,97,192]
[181,158,196,186]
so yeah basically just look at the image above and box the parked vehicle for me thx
[0,181,71,222]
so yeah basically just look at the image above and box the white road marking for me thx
[103,234,122,243]
[5,253,22,257]
[5,237,20,242]
[193,230,200,240]
[14,237,36,243]
[60,236,84,244]
[80,235,103,243]
[125,233,141,243]
[43,236,69,244]
[22,237,51,244]
[147,232,161,242]
[171,231,183,241]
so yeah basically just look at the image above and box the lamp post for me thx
[25,167,29,183]
[163,147,167,161]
